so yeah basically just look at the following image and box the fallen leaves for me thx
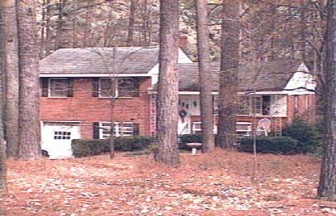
[2,149,331,216]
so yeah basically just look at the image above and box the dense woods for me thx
[1,0,336,213]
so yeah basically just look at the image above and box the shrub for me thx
[238,136,298,155]
[179,134,202,144]
[72,136,154,157]
[72,139,109,158]
[178,134,223,149]
[178,134,202,150]
[114,136,153,151]
[282,119,321,153]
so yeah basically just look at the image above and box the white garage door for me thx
[42,122,80,159]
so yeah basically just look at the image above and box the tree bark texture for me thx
[156,0,180,167]
[3,0,20,158]
[317,0,336,201]
[45,0,52,56]
[218,0,240,149]
[196,0,215,153]
[127,0,136,46]
[0,0,8,196]
[17,0,41,159]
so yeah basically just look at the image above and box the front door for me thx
[42,122,80,159]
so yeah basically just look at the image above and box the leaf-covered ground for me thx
[2,149,336,216]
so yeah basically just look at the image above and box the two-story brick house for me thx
[39,47,192,158]
[40,47,315,158]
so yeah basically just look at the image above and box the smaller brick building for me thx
[176,60,316,136]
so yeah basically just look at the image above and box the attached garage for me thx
[41,122,81,159]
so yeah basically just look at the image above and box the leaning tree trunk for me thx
[196,0,215,153]
[17,0,41,159]
[3,0,20,158]
[317,0,336,201]
[218,0,240,149]
[156,0,180,167]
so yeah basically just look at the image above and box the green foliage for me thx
[115,136,153,151]
[238,136,298,155]
[282,119,321,153]
[72,139,109,158]
[178,134,203,150]
[72,136,153,158]
[179,134,202,144]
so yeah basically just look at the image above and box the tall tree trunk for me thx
[17,0,41,159]
[103,4,114,47]
[218,0,240,149]
[40,0,47,57]
[270,6,276,61]
[195,0,215,153]
[317,0,336,201]
[300,0,307,62]
[83,1,91,47]
[127,0,136,46]
[55,0,66,50]
[3,0,19,158]
[0,0,8,197]
[156,0,180,167]
[141,0,150,46]
[45,0,52,56]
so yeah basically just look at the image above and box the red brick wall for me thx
[40,78,152,138]
[287,94,315,124]
[189,93,316,134]
[190,115,288,134]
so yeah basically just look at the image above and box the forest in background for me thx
[37,0,325,66]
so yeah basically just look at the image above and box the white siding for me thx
[179,95,200,116]
[270,95,287,116]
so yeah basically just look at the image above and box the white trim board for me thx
[178,90,314,95]
[40,74,151,78]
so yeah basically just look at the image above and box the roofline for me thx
[40,74,151,78]
[177,90,314,95]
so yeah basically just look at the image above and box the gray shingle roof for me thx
[40,47,159,75]
[178,59,305,92]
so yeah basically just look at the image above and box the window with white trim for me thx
[99,122,136,138]
[238,95,270,116]
[98,78,140,98]
[118,78,140,97]
[236,122,252,137]
[192,122,202,134]
[99,78,116,98]
[54,131,71,140]
[192,121,252,136]
[49,78,69,97]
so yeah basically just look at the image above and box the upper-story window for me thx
[99,78,116,98]
[118,78,140,97]
[49,78,68,97]
[93,78,140,98]
[41,78,73,98]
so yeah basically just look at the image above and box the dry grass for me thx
[2,149,334,216]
